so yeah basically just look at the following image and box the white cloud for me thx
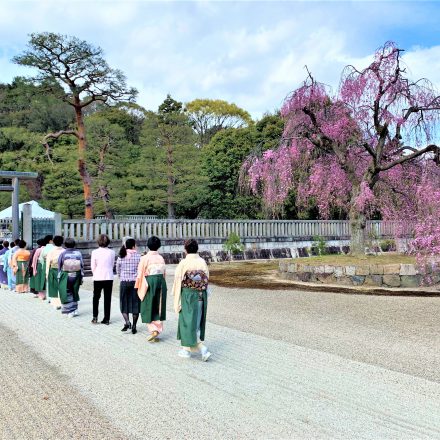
[0,0,439,120]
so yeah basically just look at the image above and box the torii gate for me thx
[0,171,38,239]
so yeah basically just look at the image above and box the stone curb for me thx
[274,273,440,296]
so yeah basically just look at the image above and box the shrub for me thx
[223,232,245,261]
[312,235,328,256]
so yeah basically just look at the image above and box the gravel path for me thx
[0,322,125,440]
[1,277,440,439]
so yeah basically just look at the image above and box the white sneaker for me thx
[178,349,191,359]
[73,310,78,317]
[67,312,74,318]
[201,347,212,362]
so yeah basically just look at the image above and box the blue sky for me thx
[1,0,439,118]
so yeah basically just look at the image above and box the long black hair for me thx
[119,238,136,258]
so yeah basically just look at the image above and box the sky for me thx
[0,0,440,119]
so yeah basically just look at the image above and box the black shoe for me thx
[131,327,137,335]
[121,323,131,332]
[101,319,110,325]
[91,318,98,324]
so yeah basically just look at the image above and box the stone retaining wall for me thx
[279,262,440,288]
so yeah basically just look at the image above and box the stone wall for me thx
[279,262,440,288]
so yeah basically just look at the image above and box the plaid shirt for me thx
[116,251,141,282]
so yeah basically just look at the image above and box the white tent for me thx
[0,200,55,219]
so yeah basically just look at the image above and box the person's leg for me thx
[7,268,12,290]
[192,300,211,361]
[102,280,113,323]
[92,281,102,321]
[120,282,131,330]
[132,313,139,331]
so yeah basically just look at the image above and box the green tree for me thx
[133,96,208,218]
[86,114,133,218]
[201,127,262,218]
[14,32,137,219]
[186,98,252,147]
[0,77,74,132]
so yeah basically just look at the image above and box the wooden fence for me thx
[61,218,402,243]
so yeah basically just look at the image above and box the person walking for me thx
[46,235,65,309]
[172,239,211,361]
[11,240,31,293]
[28,239,44,298]
[38,235,54,302]
[5,238,20,291]
[58,238,83,318]
[136,236,167,341]
[116,238,141,334]
[91,234,115,325]
[0,241,9,289]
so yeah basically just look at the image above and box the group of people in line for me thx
[0,234,211,361]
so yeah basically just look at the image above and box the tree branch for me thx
[379,144,440,171]
[42,129,79,164]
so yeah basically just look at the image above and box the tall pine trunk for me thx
[74,104,94,220]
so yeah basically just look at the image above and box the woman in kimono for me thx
[28,239,44,298]
[45,235,64,309]
[136,236,167,342]
[58,238,83,317]
[116,238,141,334]
[36,235,54,301]
[33,237,48,300]
[0,241,9,289]
[173,239,211,361]
[5,238,20,291]
[12,240,31,293]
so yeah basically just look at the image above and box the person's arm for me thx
[11,251,18,271]
[3,252,8,272]
[45,250,52,278]
[91,250,97,274]
[135,256,146,289]
[57,250,66,279]
[203,258,209,278]
[116,257,121,277]
[173,261,184,313]
[111,250,116,275]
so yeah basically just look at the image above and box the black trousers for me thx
[93,280,113,321]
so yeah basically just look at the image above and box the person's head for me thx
[14,238,21,246]
[97,234,110,248]
[44,234,53,245]
[119,238,136,258]
[18,240,26,249]
[64,238,76,249]
[184,238,198,254]
[2,240,9,249]
[53,235,64,247]
[36,239,45,247]
[147,236,161,251]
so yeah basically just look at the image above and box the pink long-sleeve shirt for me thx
[91,247,115,281]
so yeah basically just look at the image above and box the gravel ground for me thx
[2,275,440,439]
[86,268,440,383]
[0,323,125,440]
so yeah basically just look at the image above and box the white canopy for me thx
[0,200,55,219]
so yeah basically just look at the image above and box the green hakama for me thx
[29,273,36,290]
[58,271,81,304]
[15,261,29,285]
[47,267,59,298]
[140,274,167,324]
[177,287,208,347]
[34,261,46,292]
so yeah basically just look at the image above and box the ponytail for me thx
[119,245,127,258]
